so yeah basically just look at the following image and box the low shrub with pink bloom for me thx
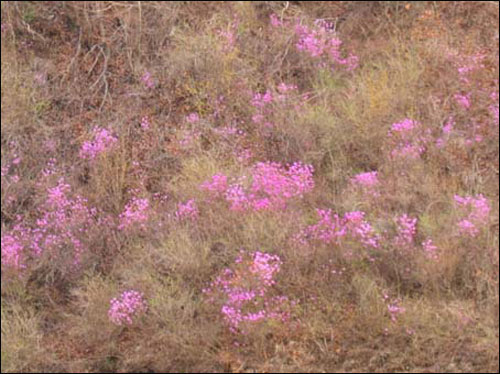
[1,178,102,270]
[454,93,471,109]
[250,162,314,207]
[388,118,431,159]
[296,209,380,251]
[249,82,308,135]
[175,199,199,222]
[350,171,380,196]
[449,51,486,84]
[421,238,439,260]
[141,71,155,89]
[217,19,238,52]
[118,197,150,231]
[1,232,25,269]
[383,292,406,323]
[203,251,294,334]
[234,148,253,164]
[185,112,200,124]
[454,194,491,237]
[178,129,201,150]
[79,127,118,161]
[200,162,314,212]
[140,116,150,130]
[294,20,358,71]
[436,117,455,148]
[200,174,228,197]
[393,214,417,249]
[269,13,284,28]
[108,290,147,326]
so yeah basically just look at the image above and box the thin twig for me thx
[87,45,111,112]
[62,27,83,83]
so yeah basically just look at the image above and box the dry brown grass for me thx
[1,1,499,372]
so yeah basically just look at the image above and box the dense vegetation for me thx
[1,2,499,372]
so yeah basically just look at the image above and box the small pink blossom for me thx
[296,209,380,250]
[294,21,358,71]
[118,197,150,230]
[201,162,314,212]
[140,116,150,130]
[141,71,155,89]
[443,117,455,134]
[200,174,228,196]
[350,171,379,196]
[454,194,490,237]
[394,214,417,249]
[203,251,292,334]
[388,119,431,160]
[108,290,147,326]
[270,14,284,28]
[1,233,25,269]
[454,93,471,109]
[79,127,118,161]
[175,199,199,221]
[422,238,438,260]
[2,178,102,270]
[186,112,200,124]
[387,300,405,322]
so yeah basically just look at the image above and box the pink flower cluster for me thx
[350,171,380,196]
[454,93,471,110]
[1,156,21,185]
[118,197,150,231]
[294,21,358,71]
[421,238,438,260]
[200,162,314,212]
[185,112,200,124]
[296,209,380,250]
[270,14,284,28]
[454,194,491,237]
[108,290,147,326]
[79,127,118,161]
[175,199,199,222]
[42,158,58,177]
[452,52,486,84]
[251,90,275,129]
[217,19,238,52]
[200,174,228,197]
[436,117,455,148]
[1,232,25,269]
[203,251,293,333]
[393,214,417,249]
[388,118,431,159]
[277,82,298,94]
[234,148,253,164]
[140,116,150,130]
[178,129,201,149]
[251,83,302,130]
[141,71,155,89]
[2,178,100,270]
[251,90,273,109]
[383,292,405,322]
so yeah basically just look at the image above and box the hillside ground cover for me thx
[1,1,499,372]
